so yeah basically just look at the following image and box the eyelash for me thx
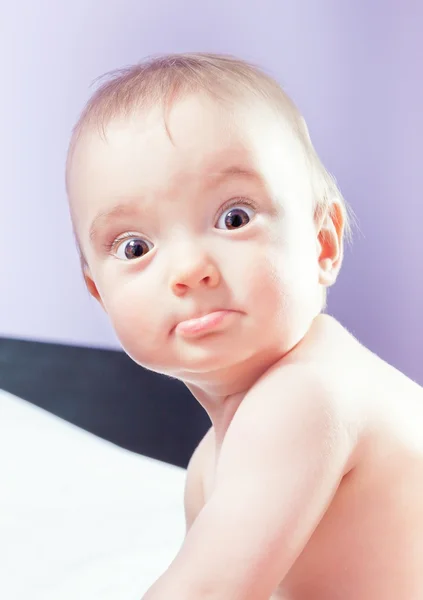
[103,197,258,254]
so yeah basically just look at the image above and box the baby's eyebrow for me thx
[204,164,263,188]
[89,201,143,245]
[88,165,263,244]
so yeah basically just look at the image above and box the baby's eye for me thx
[109,200,256,260]
[114,236,153,261]
[216,202,256,230]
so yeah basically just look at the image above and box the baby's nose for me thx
[170,257,220,295]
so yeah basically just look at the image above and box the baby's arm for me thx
[142,365,355,600]
[183,426,211,534]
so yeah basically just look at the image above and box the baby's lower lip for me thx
[175,310,234,337]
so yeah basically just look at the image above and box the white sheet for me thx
[0,389,187,599]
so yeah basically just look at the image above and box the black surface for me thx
[0,336,211,469]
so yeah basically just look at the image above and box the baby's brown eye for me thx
[216,205,255,230]
[115,238,152,260]
[125,239,149,259]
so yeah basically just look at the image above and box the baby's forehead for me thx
[75,92,297,154]
[76,99,301,174]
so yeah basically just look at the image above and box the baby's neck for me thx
[184,349,285,452]
[184,313,333,449]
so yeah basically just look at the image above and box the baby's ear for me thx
[83,267,105,310]
[316,201,344,287]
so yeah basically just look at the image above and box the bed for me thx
[0,388,187,599]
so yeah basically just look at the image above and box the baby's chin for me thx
[116,331,256,381]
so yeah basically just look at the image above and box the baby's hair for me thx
[66,52,357,308]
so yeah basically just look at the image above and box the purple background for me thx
[1,0,422,384]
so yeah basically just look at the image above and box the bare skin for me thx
[67,93,422,598]
[188,313,423,599]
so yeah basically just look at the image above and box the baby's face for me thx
[68,94,323,386]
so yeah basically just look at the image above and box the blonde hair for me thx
[66,52,357,308]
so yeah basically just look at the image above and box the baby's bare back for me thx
[205,315,423,599]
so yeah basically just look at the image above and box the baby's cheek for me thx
[241,256,288,315]
[105,284,158,350]
[254,252,314,313]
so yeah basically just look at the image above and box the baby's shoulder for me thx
[301,316,423,459]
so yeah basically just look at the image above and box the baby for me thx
[65,52,423,599]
